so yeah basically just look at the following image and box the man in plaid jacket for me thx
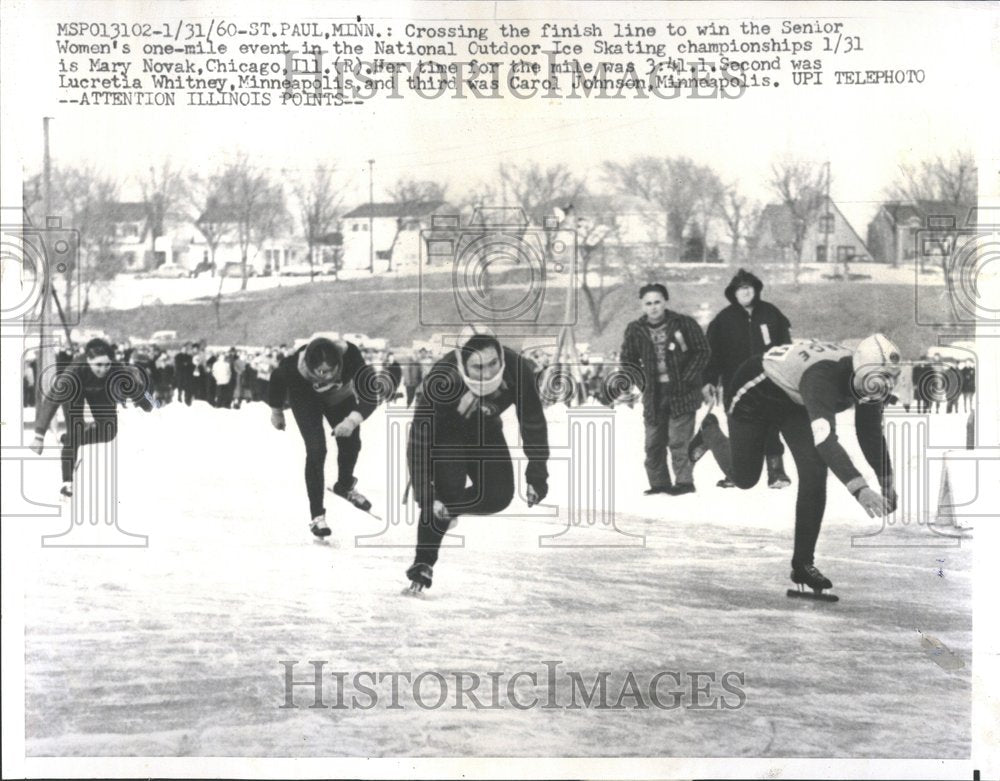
[620,283,711,495]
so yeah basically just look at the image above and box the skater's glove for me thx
[333,412,363,438]
[29,434,44,455]
[854,486,887,518]
[432,499,451,522]
[526,478,548,507]
[270,409,286,431]
[882,485,898,514]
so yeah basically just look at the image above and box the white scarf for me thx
[298,350,342,393]
[455,349,505,397]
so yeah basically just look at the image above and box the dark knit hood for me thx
[724,268,764,305]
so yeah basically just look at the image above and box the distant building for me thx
[867,200,973,267]
[341,201,446,271]
[753,198,870,264]
[190,203,308,275]
[106,202,152,271]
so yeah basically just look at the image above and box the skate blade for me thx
[327,487,381,519]
[401,584,427,598]
[786,588,839,603]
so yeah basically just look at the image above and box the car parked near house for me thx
[277,262,319,277]
[138,263,189,279]
[220,261,257,278]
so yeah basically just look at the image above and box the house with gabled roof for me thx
[188,200,308,276]
[867,200,974,267]
[752,197,871,265]
[105,202,152,271]
[341,200,447,271]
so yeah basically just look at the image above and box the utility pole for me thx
[367,158,375,275]
[37,117,53,415]
[824,160,832,274]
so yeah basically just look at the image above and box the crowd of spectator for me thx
[21,336,976,416]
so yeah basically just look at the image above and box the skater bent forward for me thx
[405,328,550,591]
[30,338,156,498]
[688,334,901,596]
[268,337,383,538]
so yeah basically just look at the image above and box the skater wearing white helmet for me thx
[688,333,901,600]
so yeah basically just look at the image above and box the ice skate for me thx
[716,477,735,488]
[643,486,672,495]
[688,413,718,464]
[59,482,73,500]
[787,564,838,602]
[309,514,331,539]
[403,563,433,596]
[329,478,381,520]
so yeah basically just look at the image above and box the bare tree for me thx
[27,165,123,321]
[498,162,587,228]
[691,166,724,262]
[188,173,231,277]
[574,210,621,335]
[603,156,721,261]
[742,202,764,267]
[718,187,751,264]
[887,151,978,308]
[770,160,829,287]
[491,163,587,315]
[214,156,290,290]
[139,161,188,268]
[887,150,978,206]
[293,166,345,281]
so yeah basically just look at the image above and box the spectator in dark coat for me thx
[403,350,424,406]
[619,282,711,496]
[960,362,975,413]
[174,344,195,406]
[703,268,793,488]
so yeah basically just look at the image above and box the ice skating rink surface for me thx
[14,401,973,757]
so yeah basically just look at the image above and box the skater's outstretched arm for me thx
[267,360,288,429]
[513,352,549,505]
[30,359,83,453]
[855,400,896,510]
[800,364,889,517]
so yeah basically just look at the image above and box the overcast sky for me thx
[3,0,995,233]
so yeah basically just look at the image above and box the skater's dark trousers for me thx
[289,391,362,519]
[62,413,118,483]
[414,427,515,567]
[705,361,827,567]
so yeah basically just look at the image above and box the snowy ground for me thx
[90,261,945,312]
[14,401,972,758]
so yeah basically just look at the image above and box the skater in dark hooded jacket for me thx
[268,336,383,539]
[405,327,550,592]
[30,338,156,498]
[703,269,792,489]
